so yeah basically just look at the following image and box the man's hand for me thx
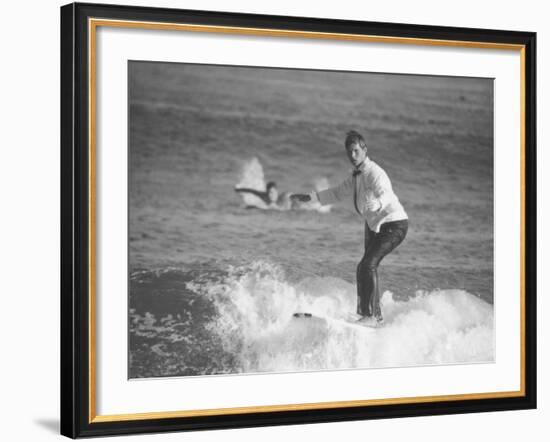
[365,199,381,211]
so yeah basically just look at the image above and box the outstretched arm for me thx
[234,187,266,199]
[316,176,353,206]
[291,176,353,206]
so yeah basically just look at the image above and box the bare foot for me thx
[356,316,384,327]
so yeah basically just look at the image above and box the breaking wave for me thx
[129,260,494,378]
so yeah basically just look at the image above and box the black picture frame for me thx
[60,2,537,438]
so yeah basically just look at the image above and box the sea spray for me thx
[235,157,269,208]
[202,261,494,374]
[129,261,494,378]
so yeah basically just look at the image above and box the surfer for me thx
[235,181,291,210]
[290,130,408,325]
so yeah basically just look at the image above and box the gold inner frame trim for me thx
[91,390,524,423]
[88,17,527,424]
[90,18,525,50]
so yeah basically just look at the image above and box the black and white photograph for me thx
[128,61,494,379]
[2,0,543,438]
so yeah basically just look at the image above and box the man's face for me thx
[346,142,368,168]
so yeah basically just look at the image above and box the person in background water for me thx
[235,181,291,210]
[291,130,408,325]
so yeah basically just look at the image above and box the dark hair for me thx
[345,130,368,150]
[266,181,277,191]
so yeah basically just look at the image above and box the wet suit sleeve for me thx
[316,176,353,206]
[235,187,270,205]
[235,188,266,197]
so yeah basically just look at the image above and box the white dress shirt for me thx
[315,157,408,233]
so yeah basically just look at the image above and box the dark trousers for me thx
[356,219,408,319]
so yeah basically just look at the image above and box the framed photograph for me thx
[60,2,536,438]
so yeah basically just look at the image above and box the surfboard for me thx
[292,312,381,329]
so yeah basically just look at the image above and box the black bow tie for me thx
[353,168,362,177]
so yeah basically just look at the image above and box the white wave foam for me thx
[200,261,494,374]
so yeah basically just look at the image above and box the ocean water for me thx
[128,62,494,378]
